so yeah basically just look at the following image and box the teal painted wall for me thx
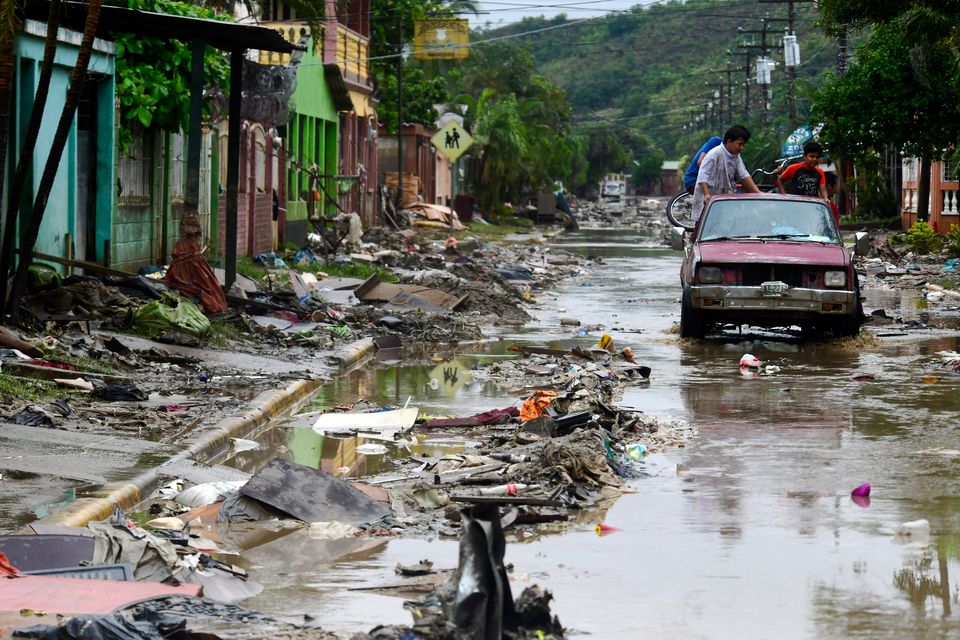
[12,23,115,268]
[286,37,339,234]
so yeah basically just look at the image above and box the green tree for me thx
[114,0,232,145]
[811,25,960,220]
[369,0,476,133]
[580,125,631,196]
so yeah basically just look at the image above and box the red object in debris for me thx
[0,551,19,577]
[26,360,76,371]
[851,483,871,497]
[166,236,228,314]
[594,523,621,536]
[0,575,201,615]
[162,404,190,413]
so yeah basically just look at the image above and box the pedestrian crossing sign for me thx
[431,121,473,163]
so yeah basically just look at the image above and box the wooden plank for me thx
[312,407,419,436]
[449,495,566,508]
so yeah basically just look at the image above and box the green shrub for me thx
[904,221,943,255]
[946,224,960,258]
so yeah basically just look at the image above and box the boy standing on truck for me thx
[774,141,829,201]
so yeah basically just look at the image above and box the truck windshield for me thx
[699,199,840,244]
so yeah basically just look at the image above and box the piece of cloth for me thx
[519,390,559,422]
[692,143,749,220]
[684,136,723,190]
[165,237,227,314]
[780,162,825,197]
[87,521,180,583]
[423,406,519,428]
[91,383,148,402]
[829,200,840,225]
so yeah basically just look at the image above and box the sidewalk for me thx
[0,337,374,532]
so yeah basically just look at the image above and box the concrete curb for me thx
[328,337,377,369]
[34,337,378,529]
[37,377,324,528]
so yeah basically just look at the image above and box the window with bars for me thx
[117,127,151,207]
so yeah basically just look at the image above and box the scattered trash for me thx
[356,443,389,455]
[90,382,148,402]
[238,459,392,524]
[895,519,931,543]
[520,390,559,422]
[133,292,211,336]
[478,483,534,496]
[739,354,761,376]
[594,523,621,536]
[313,407,419,437]
[174,480,246,509]
[596,333,615,353]
[395,559,434,577]
[230,438,260,452]
[625,443,647,460]
[9,411,53,428]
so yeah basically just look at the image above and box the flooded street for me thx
[243,225,960,638]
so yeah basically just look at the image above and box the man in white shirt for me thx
[692,124,761,221]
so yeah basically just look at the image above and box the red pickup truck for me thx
[679,193,861,338]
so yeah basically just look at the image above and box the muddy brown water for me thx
[10,225,957,637]
[229,226,960,638]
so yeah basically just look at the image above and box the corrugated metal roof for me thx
[25,1,303,53]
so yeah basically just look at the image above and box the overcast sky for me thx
[471,0,644,29]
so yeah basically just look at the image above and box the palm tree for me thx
[0,0,62,304]
[7,0,102,317]
[0,0,24,296]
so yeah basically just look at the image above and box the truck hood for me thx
[698,241,848,266]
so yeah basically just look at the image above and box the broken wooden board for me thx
[312,408,419,437]
[355,275,467,312]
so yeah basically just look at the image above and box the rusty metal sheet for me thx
[239,459,392,524]
[0,535,94,572]
[0,575,201,616]
[355,275,467,311]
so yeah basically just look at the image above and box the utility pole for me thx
[739,17,787,123]
[730,47,752,120]
[396,16,404,211]
[758,0,814,122]
[721,63,735,124]
[837,26,848,74]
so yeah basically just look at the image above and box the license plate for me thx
[761,281,789,296]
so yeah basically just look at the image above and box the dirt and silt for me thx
[8,201,960,638]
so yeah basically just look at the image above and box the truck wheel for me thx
[833,276,862,337]
[680,286,707,339]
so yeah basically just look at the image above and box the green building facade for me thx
[11,20,115,267]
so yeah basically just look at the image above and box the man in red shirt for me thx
[775,141,828,201]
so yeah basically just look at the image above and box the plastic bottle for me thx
[489,453,532,463]
[478,483,536,496]
[624,443,647,461]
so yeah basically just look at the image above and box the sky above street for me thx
[471,0,646,29]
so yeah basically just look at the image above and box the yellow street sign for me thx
[414,19,469,60]
[431,120,473,163]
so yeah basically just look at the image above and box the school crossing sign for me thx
[431,120,473,163]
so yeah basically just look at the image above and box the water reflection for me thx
[234,227,960,636]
